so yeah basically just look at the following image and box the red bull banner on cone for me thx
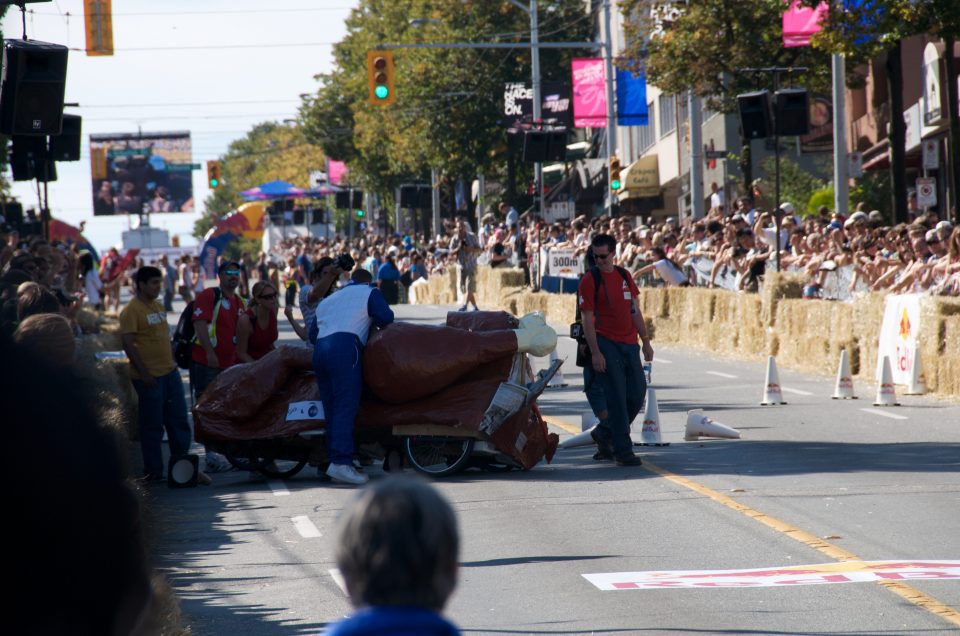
[200,202,265,278]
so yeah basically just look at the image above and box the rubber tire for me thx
[259,458,307,479]
[403,436,474,477]
[225,454,266,472]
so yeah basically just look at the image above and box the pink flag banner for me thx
[572,58,606,128]
[327,159,348,185]
[782,1,828,48]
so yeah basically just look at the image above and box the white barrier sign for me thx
[876,294,921,385]
[547,248,583,279]
[286,401,325,422]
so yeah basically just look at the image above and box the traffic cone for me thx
[546,349,567,388]
[760,355,787,405]
[638,388,669,446]
[831,349,858,399]
[904,348,927,395]
[684,410,741,441]
[558,425,598,449]
[872,355,900,406]
[581,412,599,431]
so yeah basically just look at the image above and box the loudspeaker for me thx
[50,113,81,161]
[0,39,69,136]
[546,130,567,161]
[417,186,432,209]
[737,90,772,140]
[2,201,23,226]
[522,131,549,162]
[335,190,363,209]
[10,135,45,181]
[399,186,428,208]
[774,88,810,136]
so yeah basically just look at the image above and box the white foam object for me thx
[760,355,787,405]
[581,412,599,432]
[873,355,900,406]
[684,410,741,441]
[904,348,927,395]
[639,388,663,445]
[831,349,857,399]
[558,425,598,449]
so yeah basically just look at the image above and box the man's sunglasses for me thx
[222,269,241,276]
[593,252,612,259]
[258,293,278,300]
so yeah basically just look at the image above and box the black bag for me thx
[172,288,219,369]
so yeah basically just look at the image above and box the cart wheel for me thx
[403,436,474,477]
[259,458,307,480]
[225,454,266,472]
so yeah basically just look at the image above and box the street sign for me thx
[848,152,863,178]
[922,140,939,171]
[309,170,327,189]
[916,177,936,208]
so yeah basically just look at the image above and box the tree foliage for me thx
[298,0,591,197]
[194,122,326,239]
[619,0,833,111]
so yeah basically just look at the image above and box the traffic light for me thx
[367,50,396,105]
[206,160,222,189]
[355,209,364,218]
[609,154,621,191]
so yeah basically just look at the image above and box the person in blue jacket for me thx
[324,477,462,636]
[313,268,394,485]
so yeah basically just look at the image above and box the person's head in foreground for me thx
[327,476,461,635]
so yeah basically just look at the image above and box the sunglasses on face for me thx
[593,251,612,259]
[223,269,240,276]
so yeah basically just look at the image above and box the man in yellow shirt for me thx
[120,266,209,484]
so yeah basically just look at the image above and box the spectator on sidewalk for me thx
[237,280,280,363]
[450,217,481,311]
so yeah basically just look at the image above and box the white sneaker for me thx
[326,463,369,485]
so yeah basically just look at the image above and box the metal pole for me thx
[602,0,617,216]
[431,168,441,238]
[774,74,781,273]
[530,1,543,219]
[831,52,849,217]
[477,173,485,230]
[688,91,704,219]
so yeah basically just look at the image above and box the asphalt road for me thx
[150,301,960,635]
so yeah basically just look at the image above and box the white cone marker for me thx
[831,349,858,399]
[684,410,741,441]
[760,355,787,405]
[873,355,900,406]
[558,425,598,449]
[546,349,567,388]
[638,388,668,446]
[904,348,927,395]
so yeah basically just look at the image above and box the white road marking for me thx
[706,371,738,379]
[329,568,348,595]
[781,387,814,396]
[654,357,672,364]
[268,481,290,496]
[860,408,909,421]
[291,515,322,538]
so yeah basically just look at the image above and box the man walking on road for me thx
[578,234,653,466]
[159,254,177,312]
[190,260,247,473]
[120,266,210,484]
[313,268,394,485]
[450,217,481,311]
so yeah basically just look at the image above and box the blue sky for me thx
[2,0,354,251]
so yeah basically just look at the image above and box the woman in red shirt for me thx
[237,281,279,362]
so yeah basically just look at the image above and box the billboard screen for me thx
[90,131,195,215]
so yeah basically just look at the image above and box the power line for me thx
[80,99,301,109]
[67,42,335,53]
[27,7,354,17]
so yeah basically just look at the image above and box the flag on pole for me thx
[616,70,648,126]
[782,1,828,48]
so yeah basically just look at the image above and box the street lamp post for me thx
[509,1,543,219]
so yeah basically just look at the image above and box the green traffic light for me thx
[210,178,219,188]
[374,85,389,99]
[355,209,364,217]
[610,179,621,190]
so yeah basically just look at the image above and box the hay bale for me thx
[760,271,804,326]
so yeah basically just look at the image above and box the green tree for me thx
[194,122,326,240]
[299,0,591,207]
[759,154,829,216]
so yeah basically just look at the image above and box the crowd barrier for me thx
[411,265,960,398]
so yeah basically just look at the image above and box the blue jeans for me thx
[583,366,607,420]
[132,368,192,476]
[313,332,363,465]
[595,336,646,457]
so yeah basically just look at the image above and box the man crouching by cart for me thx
[314,265,394,485]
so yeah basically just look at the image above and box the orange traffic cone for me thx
[873,355,900,406]
[831,349,857,399]
[760,355,787,405]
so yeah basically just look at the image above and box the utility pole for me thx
[832,51,849,217]
[688,91,704,219]
[602,0,617,216]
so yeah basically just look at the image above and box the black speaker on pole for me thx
[522,130,549,162]
[50,114,81,161]
[774,88,810,136]
[737,90,772,140]
[399,185,422,208]
[545,130,568,161]
[416,186,432,209]
[0,39,69,136]
[10,135,45,181]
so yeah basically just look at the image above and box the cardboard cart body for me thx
[194,311,562,477]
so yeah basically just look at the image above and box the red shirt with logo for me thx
[577,268,641,345]
[191,288,247,368]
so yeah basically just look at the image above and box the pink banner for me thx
[572,58,606,128]
[327,159,348,185]
[782,1,827,48]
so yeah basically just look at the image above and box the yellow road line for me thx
[542,414,960,629]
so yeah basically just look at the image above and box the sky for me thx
[2,0,356,252]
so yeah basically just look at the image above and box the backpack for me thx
[573,266,632,367]
[172,288,220,369]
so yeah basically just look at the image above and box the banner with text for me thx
[543,247,584,279]
[876,293,922,384]
[572,58,606,128]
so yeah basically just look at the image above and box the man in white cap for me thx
[925,229,948,262]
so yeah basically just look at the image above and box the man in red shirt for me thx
[190,260,246,472]
[578,234,654,466]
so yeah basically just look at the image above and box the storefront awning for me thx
[618,155,660,199]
